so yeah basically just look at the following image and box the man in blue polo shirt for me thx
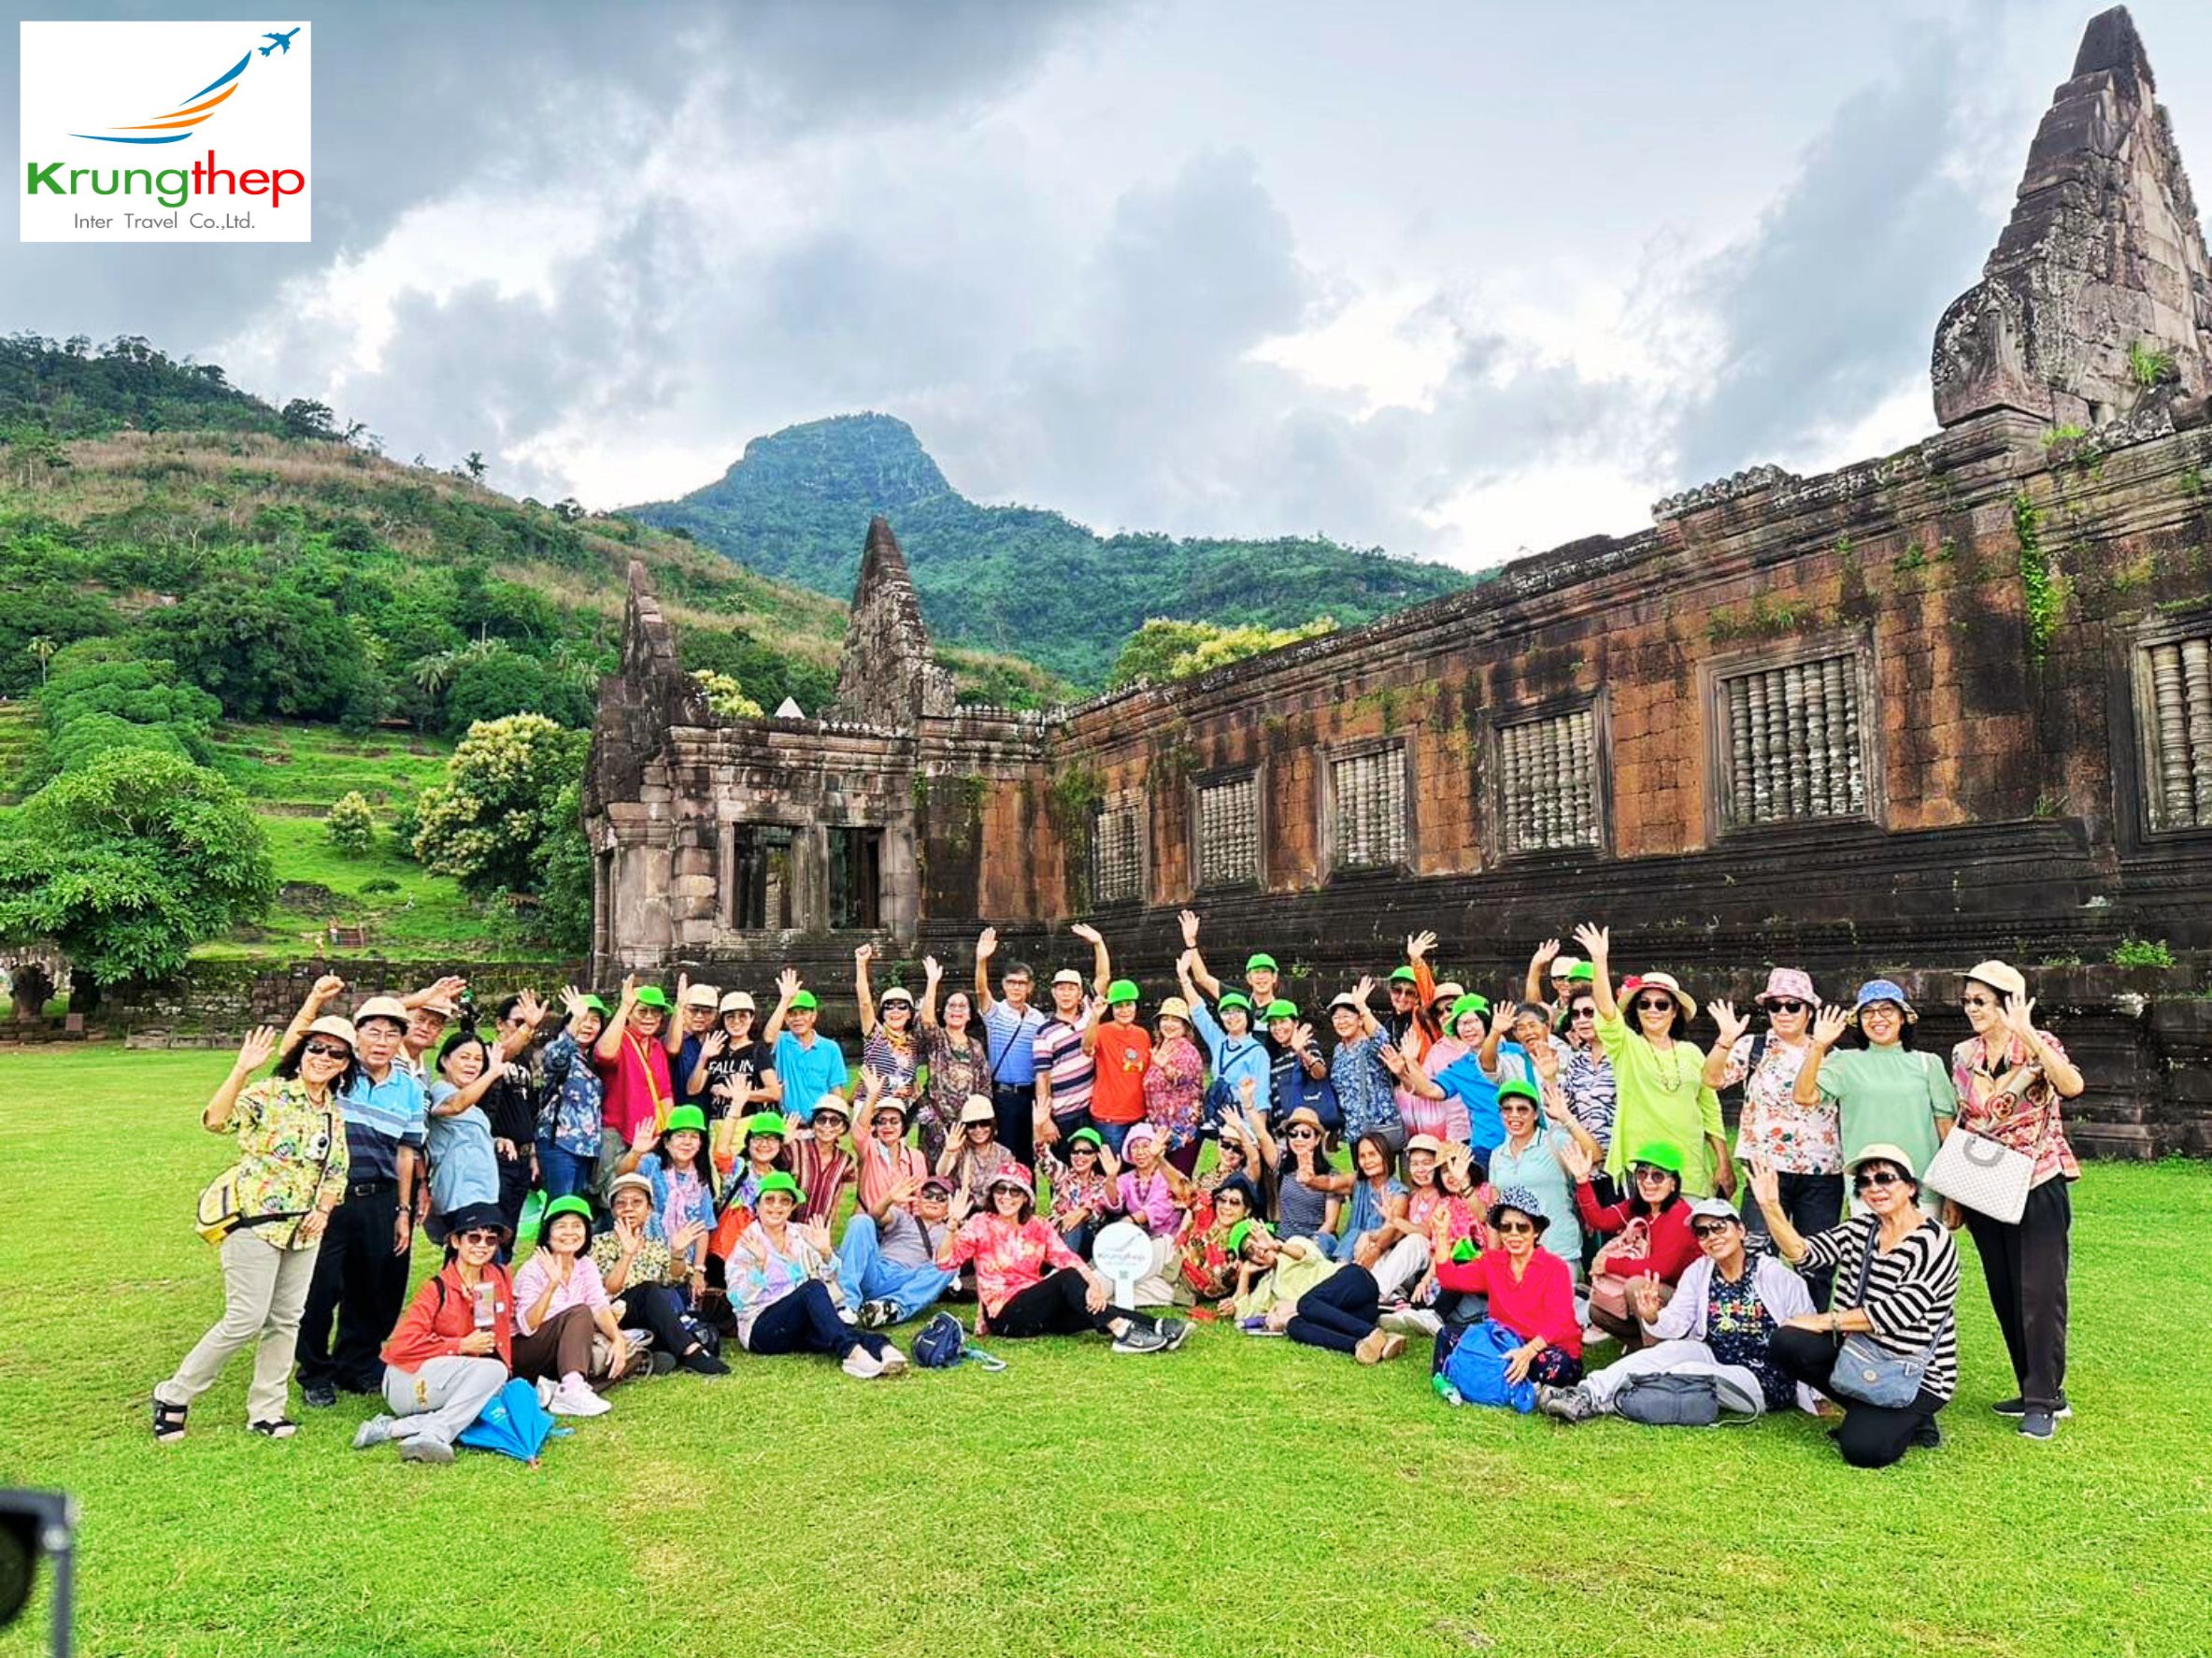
[974,926,1046,1165]
[281,978,428,1408]
[763,968,849,1111]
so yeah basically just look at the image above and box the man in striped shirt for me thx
[1032,923,1108,1151]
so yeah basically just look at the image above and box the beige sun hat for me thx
[1963,960,2028,1002]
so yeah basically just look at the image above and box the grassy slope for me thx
[1,1048,2205,1658]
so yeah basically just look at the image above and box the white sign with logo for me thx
[20,20,312,243]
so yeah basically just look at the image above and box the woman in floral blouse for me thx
[1142,996,1206,1177]
[155,1020,354,1443]
[1037,1125,1120,1253]
[535,988,608,1200]
[916,954,990,1168]
[593,1173,726,1374]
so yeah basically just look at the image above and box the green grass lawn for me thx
[2,1048,2205,1658]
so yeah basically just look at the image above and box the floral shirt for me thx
[1037,1145,1117,1232]
[1722,1035,1837,1174]
[591,1219,678,1290]
[1141,1033,1206,1150]
[939,1211,1082,1324]
[1177,1203,1236,1301]
[220,1078,350,1250]
[1950,1031,2080,1187]
[1331,1033,1404,1140]
[725,1227,839,1347]
[1704,1261,1792,1411]
[919,1025,989,1146]
[536,1030,605,1157]
[1559,1043,1618,1151]
[947,1140,1017,1209]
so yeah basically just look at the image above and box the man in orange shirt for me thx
[1088,976,1153,1155]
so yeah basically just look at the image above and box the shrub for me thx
[2109,937,2176,968]
[325,791,376,857]
[358,877,401,895]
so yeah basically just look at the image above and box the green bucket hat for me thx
[1218,992,1253,1014]
[1388,965,1419,984]
[754,1171,802,1205]
[578,994,611,1017]
[1496,1079,1542,1109]
[540,1194,595,1236]
[1264,999,1298,1022]
[744,1110,788,1143]
[1447,993,1491,1025]
[1631,1140,1685,1177]
[1227,1219,1273,1255]
[633,985,672,1010]
[1106,979,1140,1006]
[664,1105,708,1136]
[1244,952,1277,973]
[788,990,820,1010]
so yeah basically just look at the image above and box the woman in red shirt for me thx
[351,1201,515,1465]
[1434,1185,1582,1390]
[1564,1136,1699,1351]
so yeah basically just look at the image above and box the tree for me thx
[411,714,590,899]
[326,791,376,857]
[443,650,592,734]
[26,636,56,684]
[533,781,593,951]
[141,579,368,719]
[1106,615,1336,689]
[691,669,764,719]
[0,750,275,988]
[464,450,487,482]
[279,397,335,439]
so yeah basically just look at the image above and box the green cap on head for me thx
[1106,979,1140,1006]
[1068,1126,1105,1151]
[1496,1079,1541,1109]
[1264,999,1298,1022]
[1388,965,1419,984]
[1448,993,1491,1025]
[1631,1140,1685,1176]
[754,1172,802,1205]
[1218,992,1253,1014]
[1565,963,1595,983]
[788,990,819,1010]
[633,985,672,1010]
[578,994,611,1017]
[1227,1219,1272,1255]
[745,1110,788,1142]
[1245,952,1277,973]
[664,1105,708,1135]
[541,1195,594,1234]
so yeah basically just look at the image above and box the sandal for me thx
[153,1399,189,1444]
[249,1419,299,1439]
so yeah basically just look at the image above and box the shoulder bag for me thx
[1828,1217,1945,1408]
[1922,1053,2042,1224]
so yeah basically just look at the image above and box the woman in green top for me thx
[1230,1222,1406,1365]
[1571,924,1729,1199]
[1793,979,1955,1212]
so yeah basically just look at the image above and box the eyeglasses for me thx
[1500,1101,1535,1114]
[1854,1169,1905,1192]
[1389,983,1417,995]
[1494,1219,1535,1236]
[457,1229,502,1245]
[1860,1004,1903,1020]
[1691,1222,1734,1239]
[302,1040,351,1060]
[1766,1000,1808,1015]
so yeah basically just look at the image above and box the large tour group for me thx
[154,909,2083,1468]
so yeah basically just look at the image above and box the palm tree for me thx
[26,636,56,684]
[410,650,459,695]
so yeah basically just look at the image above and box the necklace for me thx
[1648,1037,1688,1093]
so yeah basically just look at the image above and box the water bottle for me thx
[472,1281,495,1331]
[1433,1373,1463,1407]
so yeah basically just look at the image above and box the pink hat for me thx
[1122,1122,1162,1150]
[1755,968,1820,1008]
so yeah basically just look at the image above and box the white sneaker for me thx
[876,1344,908,1376]
[535,1377,559,1410]
[549,1380,610,1417]
[841,1347,885,1379]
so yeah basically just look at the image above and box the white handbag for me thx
[1924,1128,2035,1223]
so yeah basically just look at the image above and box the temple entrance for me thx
[828,826,883,931]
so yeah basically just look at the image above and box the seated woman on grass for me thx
[936,1165,1186,1352]
[724,1173,906,1378]
[1115,1122,1195,1303]
[1566,1136,1699,1350]
[1037,1125,1120,1255]
[1178,1172,1262,1307]
[510,1195,634,1417]
[1398,1146,1495,1335]
[1432,1186,1583,1398]
[940,1094,1017,1208]
[352,1202,514,1465]
[593,1172,725,1374]
[1230,1222,1406,1365]
[713,1097,789,1213]
[784,1093,856,1225]
[1259,1105,1346,1253]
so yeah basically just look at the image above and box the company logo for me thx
[21,21,312,243]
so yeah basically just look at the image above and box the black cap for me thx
[442,1201,511,1240]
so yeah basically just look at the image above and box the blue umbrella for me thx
[456,1378,562,1463]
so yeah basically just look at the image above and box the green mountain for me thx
[625,412,1472,688]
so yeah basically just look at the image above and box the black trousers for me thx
[296,1184,409,1391]
[1742,1170,1845,1309]
[1772,1326,1945,1469]
[615,1280,697,1357]
[744,1280,887,1360]
[494,1151,533,1236]
[1288,1265,1380,1356]
[991,1268,1155,1339]
[1964,1176,2072,1411]
[992,1083,1035,1169]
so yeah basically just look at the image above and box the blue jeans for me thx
[537,1139,594,1202]
[836,1216,954,1320]
[1094,1120,1133,1155]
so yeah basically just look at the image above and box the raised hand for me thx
[1179,908,1202,948]
[310,973,347,1006]
[621,972,639,1001]
[671,1222,707,1255]
[695,1029,725,1060]
[630,1119,658,1150]
[1238,1074,1258,1104]
[1746,1156,1781,1208]
[1571,922,1609,964]
[803,1220,834,1255]
[560,985,588,1019]
[1396,1028,1423,1066]
[1531,1040,1561,1082]
[1810,1006,1852,1051]
[777,967,802,1002]
[1406,929,1437,963]
[1530,937,1560,970]
[855,943,875,967]
[429,974,468,1003]
[514,989,546,1029]
[1709,998,1749,1049]
[1351,976,1376,1005]
[1292,1022,1316,1051]
[235,1024,279,1075]
[1558,1136,1593,1183]
[676,972,691,1005]
[976,926,999,961]
[949,1187,974,1223]
[1069,922,1102,944]
[1492,999,1520,1033]
[923,954,942,983]
[1630,1273,1664,1323]
[1999,993,2039,1045]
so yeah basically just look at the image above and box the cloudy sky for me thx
[15,0,2212,569]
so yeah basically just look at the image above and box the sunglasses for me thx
[1961,994,1995,1009]
[1570,1007,1596,1019]
[1070,1146,1097,1157]
[1288,1128,1319,1141]
[1766,999,1808,1015]
[1634,997,1676,1013]
[1691,1222,1734,1239]
[1494,1219,1535,1236]
[1634,1165,1676,1181]
[1389,983,1417,995]
[302,1040,351,1060]
[457,1229,502,1245]
[1501,1100,1536,1113]
[1854,1169,1905,1192]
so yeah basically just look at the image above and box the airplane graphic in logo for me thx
[69,27,300,145]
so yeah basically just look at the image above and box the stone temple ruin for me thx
[587,8,2212,1156]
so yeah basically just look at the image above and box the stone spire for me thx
[1932,6,2212,428]
[831,516,955,727]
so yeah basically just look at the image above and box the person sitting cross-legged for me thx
[351,1201,515,1465]
[837,1172,962,1329]
[1429,1186,1583,1400]
[1537,1196,1820,1423]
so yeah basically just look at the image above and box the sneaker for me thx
[549,1380,611,1417]
[535,1378,559,1411]
[1536,1384,1598,1423]
[1911,1418,1944,1450]
[857,1298,902,1330]
[398,1435,454,1465]
[302,1380,338,1410]
[1155,1318,1192,1351]
[841,1347,885,1379]
[877,1345,909,1376]
[1581,1324,1616,1347]
[351,1414,397,1451]
[1111,1325,1171,1354]
[2019,1409,2058,1442]
[648,1351,680,1377]
[1380,1308,1444,1337]
[678,1350,728,1376]
[1992,1395,2072,1419]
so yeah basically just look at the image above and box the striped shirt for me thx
[339,1065,427,1183]
[982,1001,1046,1087]
[1034,1012,1095,1121]
[1797,1215,1960,1402]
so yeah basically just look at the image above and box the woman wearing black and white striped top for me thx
[1748,1141,1960,1467]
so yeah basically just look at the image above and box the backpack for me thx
[1432,1318,1536,1413]
[911,1311,1006,1372]
[1615,1373,1721,1427]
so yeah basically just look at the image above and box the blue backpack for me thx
[911,1312,1006,1372]
[1434,1319,1537,1414]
